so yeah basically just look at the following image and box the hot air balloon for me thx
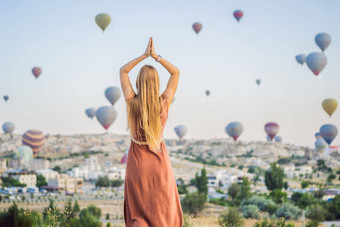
[85,108,96,119]
[3,95,9,102]
[320,124,337,145]
[105,87,121,105]
[32,67,42,79]
[96,106,117,130]
[14,146,33,164]
[264,122,279,141]
[95,13,111,32]
[306,52,327,76]
[315,132,321,139]
[174,125,187,141]
[192,22,202,34]
[315,33,331,52]
[22,130,46,157]
[315,138,327,153]
[256,79,261,86]
[274,136,282,143]
[2,122,15,134]
[225,122,244,142]
[233,10,243,22]
[120,148,129,164]
[205,90,210,97]
[295,54,306,65]
[322,98,337,117]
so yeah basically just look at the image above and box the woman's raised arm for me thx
[150,38,179,105]
[120,38,152,102]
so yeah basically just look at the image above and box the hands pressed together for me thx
[143,37,158,60]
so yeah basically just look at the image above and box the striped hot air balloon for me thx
[22,130,46,157]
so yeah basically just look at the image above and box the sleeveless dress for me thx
[124,98,183,227]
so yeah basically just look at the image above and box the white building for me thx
[35,169,58,181]
[6,170,37,188]
[284,165,313,178]
[28,159,50,170]
[48,174,83,194]
[207,170,239,188]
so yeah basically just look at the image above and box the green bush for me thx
[241,204,260,219]
[275,203,300,220]
[253,217,287,227]
[181,192,206,217]
[218,208,244,227]
[306,219,319,227]
[306,204,326,221]
[241,196,278,215]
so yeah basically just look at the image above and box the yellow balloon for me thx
[95,13,111,32]
[322,98,338,117]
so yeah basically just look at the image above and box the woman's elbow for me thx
[172,68,180,76]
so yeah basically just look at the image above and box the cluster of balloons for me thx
[296,33,331,76]
[192,9,244,35]
[85,86,121,131]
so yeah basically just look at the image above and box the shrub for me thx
[306,204,326,221]
[181,192,206,217]
[241,204,260,219]
[241,196,278,215]
[253,217,287,227]
[276,203,300,220]
[218,208,244,227]
[306,219,319,227]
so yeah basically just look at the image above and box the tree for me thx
[106,213,110,220]
[228,183,240,201]
[181,192,206,217]
[236,177,251,203]
[1,176,26,187]
[64,199,74,219]
[87,205,101,219]
[73,200,80,213]
[301,181,310,189]
[327,174,336,184]
[53,166,62,173]
[218,208,244,227]
[195,168,208,199]
[265,162,284,191]
[283,181,289,190]
[269,189,287,204]
[37,174,48,188]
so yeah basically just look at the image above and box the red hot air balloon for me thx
[233,10,243,22]
[192,22,202,34]
[264,122,279,141]
[32,67,42,79]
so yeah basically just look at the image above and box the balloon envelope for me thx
[320,124,337,145]
[306,52,327,76]
[2,122,15,134]
[85,108,96,119]
[95,13,111,32]
[22,130,46,156]
[275,136,282,142]
[322,98,337,117]
[105,87,121,105]
[95,106,117,130]
[315,138,327,153]
[205,90,210,96]
[264,122,279,141]
[32,67,42,79]
[233,10,243,22]
[14,146,33,164]
[256,79,261,86]
[174,125,187,140]
[315,132,321,139]
[3,95,9,102]
[192,22,202,34]
[225,122,244,141]
[295,54,306,65]
[315,33,331,51]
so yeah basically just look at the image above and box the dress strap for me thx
[130,137,163,145]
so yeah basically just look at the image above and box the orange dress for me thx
[124,98,183,227]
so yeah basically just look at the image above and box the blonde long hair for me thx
[127,65,163,152]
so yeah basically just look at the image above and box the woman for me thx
[120,37,183,227]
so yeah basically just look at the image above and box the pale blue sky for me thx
[0,0,339,147]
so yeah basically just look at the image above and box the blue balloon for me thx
[95,106,117,130]
[85,108,96,119]
[225,122,244,141]
[274,136,282,142]
[295,54,306,65]
[3,95,9,102]
[2,122,15,134]
[315,33,331,52]
[105,87,121,105]
[315,132,321,139]
[320,124,337,145]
